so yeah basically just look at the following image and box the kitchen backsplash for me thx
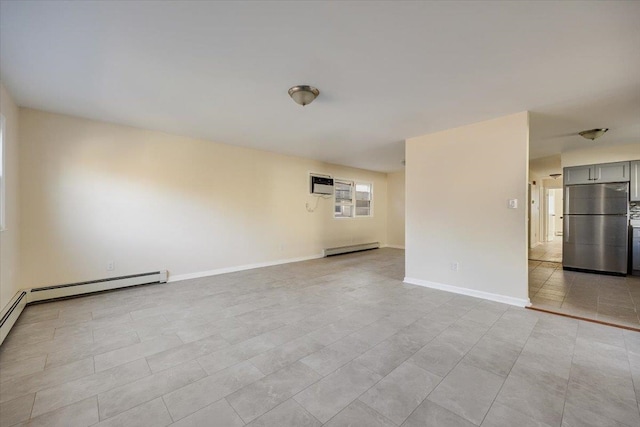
[631,201,640,220]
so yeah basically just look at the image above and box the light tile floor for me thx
[529,260,640,329]
[529,237,562,263]
[1,248,639,426]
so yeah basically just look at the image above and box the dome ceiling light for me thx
[578,128,608,141]
[288,85,320,106]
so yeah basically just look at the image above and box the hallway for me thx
[529,237,562,263]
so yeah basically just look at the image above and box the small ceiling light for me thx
[288,85,320,106]
[549,173,562,179]
[579,128,608,141]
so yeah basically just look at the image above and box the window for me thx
[355,183,372,216]
[0,114,5,231]
[334,180,353,218]
[334,179,373,218]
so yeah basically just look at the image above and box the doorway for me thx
[530,185,562,263]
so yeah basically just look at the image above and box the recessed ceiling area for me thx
[1,1,638,172]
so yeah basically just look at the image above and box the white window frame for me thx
[334,179,354,219]
[0,114,5,232]
[333,178,373,219]
[354,181,373,218]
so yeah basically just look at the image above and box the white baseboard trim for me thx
[0,291,28,345]
[383,245,405,250]
[168,254,324,283]
[403,277,530,307]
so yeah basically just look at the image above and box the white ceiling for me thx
[1,1,639,172]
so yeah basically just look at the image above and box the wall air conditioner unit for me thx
[310,174,334,195]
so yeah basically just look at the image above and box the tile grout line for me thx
[622,331,640,419]
[476,309,540,426]
[223,396,247,425]
[159,395,175,424]
[357,301,489,426]
[558,323,580,426]
[291,309,443,425]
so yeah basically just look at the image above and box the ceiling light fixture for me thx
[578,128,608,141]
[288,85,320,106]
[549,173,562,179]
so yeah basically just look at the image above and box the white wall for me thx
[561,143,639,167]
[405,112,529,306]
[0,83,20,310]
[386,170,405,248]
[19,109,388,288]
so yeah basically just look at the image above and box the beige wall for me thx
[19,109,388,288]
[0,83,20,310]
[405,112,529,305]
[561,143,640,167]
[386,170,405,248]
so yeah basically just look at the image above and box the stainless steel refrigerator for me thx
[563,182,629,275]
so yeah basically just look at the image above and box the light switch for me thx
[508,199,518,209]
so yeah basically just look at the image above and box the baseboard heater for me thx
[0,271,168,346]
[0,291,28,345]
[324,242,380,257]
[28,270,169,304]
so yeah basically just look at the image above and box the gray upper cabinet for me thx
[631,160,640,201]
[594,161,630,183]
[564,165,593,185]
[564,161,630,185]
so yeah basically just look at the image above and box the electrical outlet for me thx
[107,261,115,271]
[450,262,459,272]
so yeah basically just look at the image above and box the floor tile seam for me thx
[290,359,384,425]
[30,357,153,419]
[428,329,507,427]
[358,358,442,426]
[158,394,176,424]
[25,394,98,423]
[223,396,247,425]
[96,390,102,425]
[3,334,54,348]
[96,359,201,421]
[0,356,99,404]
[296,400,324,426]
[333,396,400,426]
[25,391,36,422]
[474,326,544,427]
[396,367,449,427]
[557,327,580,427]
[0,355,48,384]
[246,358,271,379]
[622,338,640,419]
[299,350,354,378]
[188,337,256,367]
[97,391,161,422]
[293,360,386,426]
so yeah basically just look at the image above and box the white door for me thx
[547,190,555,241]
[553,189,563,236]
